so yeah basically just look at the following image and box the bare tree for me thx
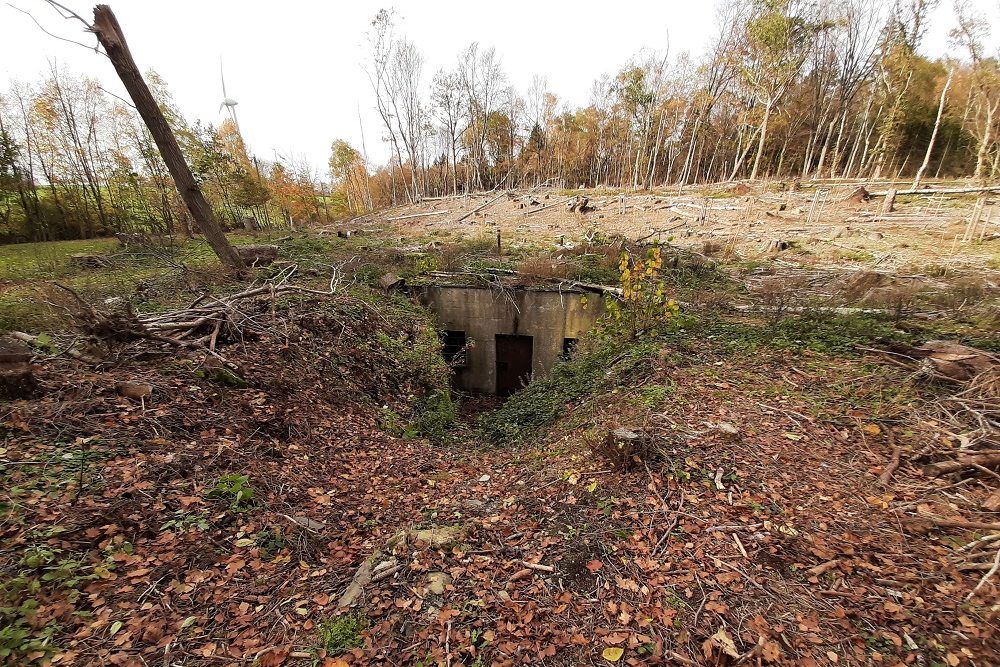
[366,9,410,204]
[388,38,425,199]
[458,43,506,190]
[951,0,999,181]
[431,69,464,195]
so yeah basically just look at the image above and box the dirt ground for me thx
[358,181,1000,275]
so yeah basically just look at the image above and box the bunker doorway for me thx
[495,334,533,396]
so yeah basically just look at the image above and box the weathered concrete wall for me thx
[418,285,604,393]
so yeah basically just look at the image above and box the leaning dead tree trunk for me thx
[92,4,244,270]
[912,69,953,191]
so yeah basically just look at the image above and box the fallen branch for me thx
[456,191,507,222]
[808,559,841,576]
[913,516,1000,531]
[868,185,1000,197]
[924,454,1000,477]
[523,199,565,216]
[879,436,902,486]
[9,331,103,364]
[957,532,1000,553]
[385,210,450,221]
[520,561,554,573]
[964,546,1000,602]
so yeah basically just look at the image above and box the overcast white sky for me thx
[2,0,997,176]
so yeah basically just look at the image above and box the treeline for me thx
[339,0,998,211]
[0,68,330,243]
[3,0,998,241]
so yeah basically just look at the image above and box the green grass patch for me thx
[315,613,365,655]
[693,313,901,356]
[0,238,121,281]
[0,232,360,332]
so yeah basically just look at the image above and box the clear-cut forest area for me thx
[1,1,999,666]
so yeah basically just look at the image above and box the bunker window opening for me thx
[562,338,578,360]
[441,330,468,367]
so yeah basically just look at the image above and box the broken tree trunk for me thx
[568,195,591,213]
[92,5,244,270]
[882,189,897,213]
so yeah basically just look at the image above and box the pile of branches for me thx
[924,359,1000,514]
[869,340,1000,595]
[880,339,1000,499]
[879,341,1000,503]
[15,264,351,367]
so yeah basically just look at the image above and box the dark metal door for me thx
[495,334,533,396]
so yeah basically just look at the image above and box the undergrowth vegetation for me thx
[483,246,921,447]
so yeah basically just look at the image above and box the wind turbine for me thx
[218,59,240,132]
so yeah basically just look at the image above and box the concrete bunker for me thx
[418,284,605,395]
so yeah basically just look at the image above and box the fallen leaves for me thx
[762,640,781,662]
[704,628,740,659]
[3,303,997,666]
[601,646,625,662]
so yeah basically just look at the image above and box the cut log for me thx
[924,454,1000,477]
[763,239,791,253]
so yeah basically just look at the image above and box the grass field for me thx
[0,233,289,332]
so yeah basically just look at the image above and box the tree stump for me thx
[882,189,897,213]
[0,335,37,400]
[235,245,279,267]
[845,186,871,203]
[568,196,592,213]
[70,254,111,269]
